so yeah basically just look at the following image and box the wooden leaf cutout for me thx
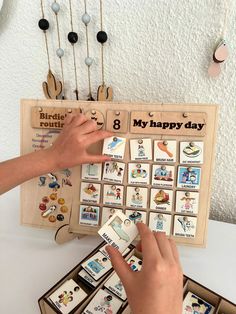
[97,85,113,101]
[42,70,62,99]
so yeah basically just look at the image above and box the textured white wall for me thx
[0,0,235,223]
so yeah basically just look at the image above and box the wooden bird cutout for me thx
[43,70,62,99]
[97,84,113,101]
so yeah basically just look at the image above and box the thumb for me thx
[106,245,133,287]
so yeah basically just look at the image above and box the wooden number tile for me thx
[106,110,129,133]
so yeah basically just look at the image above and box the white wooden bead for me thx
[56,48,64,58]
[85,57,93,66]
[82,13,91,25]
[51,2,60,14]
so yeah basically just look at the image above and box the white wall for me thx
[0,0,235,224]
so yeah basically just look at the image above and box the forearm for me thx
[0,149,57,195]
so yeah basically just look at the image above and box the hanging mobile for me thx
[39,0,62,99]
[51,0,66,99]
[68,0,79,100]
[208,0,229,77]
[82,0,95,101]
[97,0,113,101]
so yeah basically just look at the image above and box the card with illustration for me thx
[80,182,101,204]
[98,211,138,254]
[83,288,123,314]
[49,279,87,314]
[78,269,102,288]
[81,163,102,181]
[102,136,126,160]
[128,163,150,185]
[183,291,215,314]
[104,255,142,301]
[103,184,124,206]
[101,207,122,226]
[102,161,125,184]
[125,209,147,224]
[150,188,173,211]
[180,141,204,164]
[152,164,175,188]
[126,186,148,209]
[175,191,199,214]
[177,166,201,190]
[154,140,177,163]
[79,205,100,227]
[174,215,197,238]
[130,138,152,161]
[99,244,131,259]
[81,251,112,281]
[148,212,172,235]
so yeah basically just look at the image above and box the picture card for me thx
[80,182,101,204]
[98,211,138,254]
[180,141,204,164]
[175,191,199,214]
[126,255,143,272]
[152,164,175,188]
[103,184,124,206]
[150,188,173,211]
[102,161,125,184]
[154,140,177,163]
[79,205,100,227]
[174,215,197,238]
[130,138,152,161]
[183,291,215,314]
[81,251,112,281]
[49,279,87,314]
[125,209,147,224]
[78,269,102,288]
[102,136,126,160]
[99,244,131,260]
[126,186,148,209]
[128,163,150,185]
[101,207,122,226]
[83,288,123,314]
[148,212,172,236]
[177,166,201,190]
[81,163,102,181]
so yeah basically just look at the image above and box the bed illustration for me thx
[109,216,130,242]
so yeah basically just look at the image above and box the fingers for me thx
[169,238,181,265]
[85,154,111,164]
[64,113,75,125]
[136,240,142,253]
[86,130,114,146]
[106,245,133,287]
[70,114,88,127]
[136,223,162,264]
[153,232,175,262]
[77,119,98,134]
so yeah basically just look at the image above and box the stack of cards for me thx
[183,291,215,314]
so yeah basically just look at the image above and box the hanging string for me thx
[40,0,51,71]
[221,0,228,38]
[99,0,105,86]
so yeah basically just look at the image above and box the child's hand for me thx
[106,223,183,314]
[47,113,113,170]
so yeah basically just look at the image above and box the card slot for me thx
[215,298,236,314]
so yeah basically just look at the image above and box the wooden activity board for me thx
[20,99,218,247]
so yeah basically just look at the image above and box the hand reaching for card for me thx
[48,113,113,170]
[106,223,183,314]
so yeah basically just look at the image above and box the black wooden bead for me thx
[97,31,107,44]
[68,32,78,44]
[38,19,49,31]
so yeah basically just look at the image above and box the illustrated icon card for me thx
[104,255,142,301]
[180,141,204,164]
[78,269,102,288]
[177,166,201,190]
[154,140,177,163]
[48,279,87,314]
[98,211,138,253]
[125,209,147,224]
[80,182,101,204]
[128,163,150,185]
[102,161,125,184]
[152,164,175,188]
[81,163,102,181]
[79,205,100,227]
[183,291,215,314]
[148,212,172,236]
[83,288,123,314]
[175,191,199,214]
[150,188,173,211]
[174,215,197,238]
[101,207,122,226]
[102,136,126,160]
[130,138,152,161]
[103,184,124,206]
[126,186,148,209]
[81,251,112,281]
[99,244,131,260]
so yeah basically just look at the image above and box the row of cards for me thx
[81,162,201,189]
[80,183,200,214]
[102,137,204,164]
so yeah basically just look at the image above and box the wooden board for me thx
[21,99,218,247]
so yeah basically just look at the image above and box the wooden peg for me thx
[97,84,113,101]
[42,70,62,99]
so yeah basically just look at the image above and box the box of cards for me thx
[39,241,236,314]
